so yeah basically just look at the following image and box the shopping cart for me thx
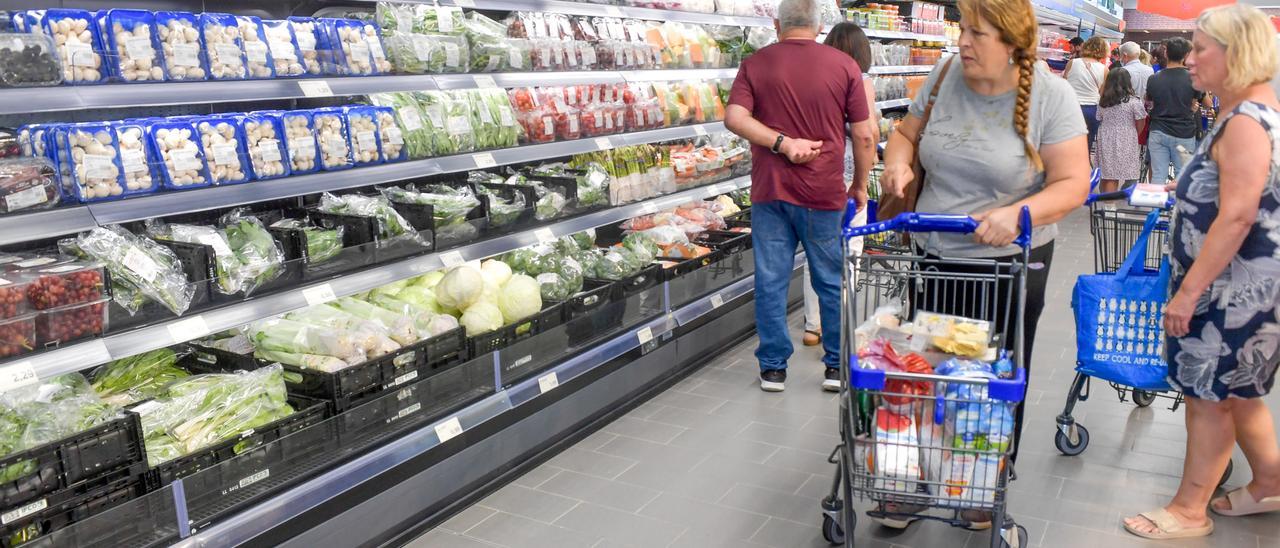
[820,207,1032,548]
[861,165,912,255]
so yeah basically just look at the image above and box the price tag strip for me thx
[440,250,466,268]
[472,75,497,88]
[472,152,497,168]
[534,227,556,244]
[710,294,724,309]
[167,316,211,343]
[298,80,333,97]
[0,362,38,394]
[594,137,613,150]
[301,284,338,306]
[434,416,464,443]
[538,372,559,394]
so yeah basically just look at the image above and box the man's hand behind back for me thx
[779,137,823,164]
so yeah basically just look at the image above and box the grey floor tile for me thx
[576,429,621,451]
[637,492,767,542]
[667,428,781,464]
[553,502,686,548]
[537,469,662,513]
[440,504,499,534]
[763,445,835,476]
[405,529,504,548]
[594,435,708,472]
[601,416,688,444]
[736,421,838,456]
[614,458,735,504]
[546,447,638,480]
[478,484,580,523]
[649,389,730,414]
[717,482,815,524]
[465,511,601,548]
[667,528,773,548]
[688,454,816,498]
[511,464,561,489]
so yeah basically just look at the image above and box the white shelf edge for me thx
[869,65,933,75]
[876,98,911,110]
[17,174,752,380]
[864,29,950,42]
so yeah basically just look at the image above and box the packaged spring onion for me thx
[40,9,108,85]
[284,304,400,358]
[368,92,433,159]
[466,89,522,150]
[249,317,368,368]
[200,12,248,81]
[74,225,195,315]
[241,111,290,180]
[381,183,480,229]
[270,218,344,264]
[100,9,165,83]
[146,119,211,190]
[194,114,253,184]
[154,11,208,81]
[412,91,475,155]
[383,31,467,74]
[90,348,191,407]
[312,107,355,171]
[281,110,321,174]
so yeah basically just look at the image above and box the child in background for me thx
[1095,69,1147,198]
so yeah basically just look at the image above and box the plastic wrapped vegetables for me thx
[75,225,194,315]
[466,89,521,150]
[412,91,475,155]
[381,184,479,228]
[90,348,190,406]
[220,211,285,294]
[135,365,295,466]
[284,305,400,358]
[328,298,418,345]
[0,374,119,482]
[148,221,240,295]
[270,218,344,264]
[368,93,433,159]
[249,318,366,365]
[317,192,423,245]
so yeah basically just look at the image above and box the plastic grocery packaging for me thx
[312,107,355,171]
[281,110,321,174]
[321,19,390,76]
[41,9,108,85]
[74,225,195,315]
[370,105,408,163]
[194,114,253,184]
[242,111,291,180]
[110,121,161,199]
[0,33,63,87]
[368,92,433,160]
[412,91,475,155]
[235,16,276,79]
[100,9,165,83]
[155,11,208,81]
[53,123,128,203]
[0,158,59,215]
[261,19,305,77]
[201,13,248,81]
[344,106,385,167]
[286,17,329,75]
[382,31,468,74]
[146,119,211,190]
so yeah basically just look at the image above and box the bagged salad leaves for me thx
[0,374,119,483]
[368,92,433,159]
[219,210,285,295]
[381,183,479,228]
[318,192,425,246]
[270,218,344,264]
[146,220,240,295]
[90,348,190,406]
[134,364,296,466]
[74,225,194,315]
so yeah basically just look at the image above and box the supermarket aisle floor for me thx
[413,208,1280,548]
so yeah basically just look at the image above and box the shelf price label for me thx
[538,372,559,394]
[710,294,724,309]
[167,316,210,343]
[301,284,337,306]
[0,362,38,394]
[594,137,613,151]
[636,326,654,345]
[692,125,708,137]
[453,0,476,6]
[440,250,466,268]
[298,80,333,98]
[472,75,498,89]
[435,416,463,443]
[534,227,556,244]
[472,152,497,168]
[604,6,623,16]
[639,201,658,214]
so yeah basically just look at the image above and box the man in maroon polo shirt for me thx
[725,0,875,392]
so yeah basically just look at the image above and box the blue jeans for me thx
[752,200,843,371]
[1081,105,1099,152]
[1148,130,1195,182]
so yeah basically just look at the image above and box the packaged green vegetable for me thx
[412,91,475,155]
[381,184,480,228]
[147,221,241,295]
[249,317,369,364]
[318,192,426,246]
[220,210,286,295]
[75,225,195,315]
[91,349,191,407]
[368,92,433,159]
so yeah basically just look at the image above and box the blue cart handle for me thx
[1087,168,1101,193]
[844,206,1033,248]
[1085,184,1176,209]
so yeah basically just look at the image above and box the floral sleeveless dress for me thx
[1167,101,1280,401]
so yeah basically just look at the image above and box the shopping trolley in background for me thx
[819,207,1032,548]
[860,165,913,255]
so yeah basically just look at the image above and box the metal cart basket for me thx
[820,208,1032,548]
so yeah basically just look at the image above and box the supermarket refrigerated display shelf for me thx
[166,254,795,548]
[877,98,912,110]
[2,173,752,382]
[869,65,934,75]
[0,121,727,245]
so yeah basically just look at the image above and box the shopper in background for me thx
[796,22,881,355]
[1068,36,1083,60]
[1145,37,1204,183]
[725,0,876,393]
[1153,43,1167,72]
[1095,69,1146,196]
[1120,42,1156,106]
[877,0,1088,528]
[1124,4,1280,540]
[1062,36,1108,154]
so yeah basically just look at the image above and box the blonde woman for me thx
[1124,4,1280,540]
[876,0,1089,529]
[1063,36,1109,151]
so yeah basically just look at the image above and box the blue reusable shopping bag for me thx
[1071,210,1173,391]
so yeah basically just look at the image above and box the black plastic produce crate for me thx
[549,280,619,348]
[658,248,727,309]
[187,326,466,414]
[467,301,565,358]
[473,182,537,237]
[386,195,488,250]
[0,414,146,517]
[696,230,754,282]
[136,396,328,492]
[267,218,376,283]
[587,264,664,330]
[107,239,213,333]
[0,474,145,548]
[309,209,433,265]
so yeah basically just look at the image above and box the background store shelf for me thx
[0,205,96,246]
[9,174,751,381]
[864,29,949,41]
[869,65,933,75]
[876,98,912,110]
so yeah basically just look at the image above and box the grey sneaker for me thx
[823,368,841,392]
[760,370,786,392]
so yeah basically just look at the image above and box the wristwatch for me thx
[771,133,785,154]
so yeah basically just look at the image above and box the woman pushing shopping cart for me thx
[819,207,1033,548]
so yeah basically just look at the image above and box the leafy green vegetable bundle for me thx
[0,374,119,482]
[91,349,191,407]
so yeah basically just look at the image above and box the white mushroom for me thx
[313,113,351,169]
[158,16,204,80]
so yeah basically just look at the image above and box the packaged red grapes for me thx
[0,313,34,359]
[34,297,108,346]
[0,274,32,319]
[20,261,107,310]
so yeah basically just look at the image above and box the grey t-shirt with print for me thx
[910,60,1087,258]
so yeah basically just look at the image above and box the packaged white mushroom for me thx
[242,112,290,180]
[362,24,393,74]
[112,121,160,197]
[312,108,354,171]
[320,18,376,76]
[235,16,276,79]
[196,115,251,184]
[155,11,207,81]
[261,20,305,78]
[40,9,107,84]
[146,120,210,190]
[344,106,383,167]
[285,17,327,75]
[200,13,247,81]
[100,9,164,83]
[371,106,407,163]
[56,123,125,202]
[281,110,320,175]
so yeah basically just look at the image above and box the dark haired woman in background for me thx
[1094,68,1147,196]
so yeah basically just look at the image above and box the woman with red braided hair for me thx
[874,0,1090,530]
